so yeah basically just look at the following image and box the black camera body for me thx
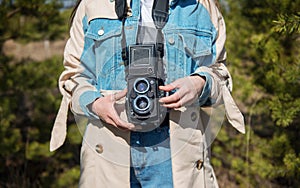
[125,44,167,127]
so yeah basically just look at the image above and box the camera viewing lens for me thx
[133,95,151,114]
[134,78,150,94]
[137,82,147,93]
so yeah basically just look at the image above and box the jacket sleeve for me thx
[61,1,102,119]
[50,0,99,151]
[193,0,245,133]
[187,0,226,106]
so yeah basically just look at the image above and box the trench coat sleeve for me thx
[50,0,99,151]
[193,0,245,134]
[188,0,226,107]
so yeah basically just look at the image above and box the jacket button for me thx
[95,144,104,154]
[191,111,197,122]
[127,9,133,17]
[168,37,175,45]
[98,29,104,36]
[196,159,203,170]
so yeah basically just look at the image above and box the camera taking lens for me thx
[133,95,152,115]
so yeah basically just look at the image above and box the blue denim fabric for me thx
[130,125,173,188]
[77,0,217,117]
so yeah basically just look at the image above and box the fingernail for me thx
[129,124,135,129]
[134,125,142,130]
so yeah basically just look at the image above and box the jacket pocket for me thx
[85,18,122,41]
[178,29,212,59]
[82,18,126,90]
[164,28,213,83]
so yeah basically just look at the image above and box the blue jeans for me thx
[130,125,173,188]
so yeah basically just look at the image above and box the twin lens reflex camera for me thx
[125,44,168,127]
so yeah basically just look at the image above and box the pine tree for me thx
[213,0,300,187]
[0,1,81,187]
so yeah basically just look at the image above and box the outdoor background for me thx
[0,0,299,187]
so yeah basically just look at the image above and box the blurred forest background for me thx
[0,0,299,187]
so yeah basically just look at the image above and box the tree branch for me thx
[6,7,21,18]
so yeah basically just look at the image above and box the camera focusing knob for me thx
[147,91,154,98]
[150,80,155,85]
[130,91,137,99]
[148,67,153,73]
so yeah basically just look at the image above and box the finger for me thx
[159,91,181,104]
[114,89,127,101]
[113,117,135,130]
[104,117,118,127]
[159,84,175,92]
[164,93,196,108]
[159,79,181,91]
[133,125,143,131]
[109,110,135,130]
[118,121,135,130]
[108,118,132,131]
[111,89,127,102]
[102,114,132,131]
[162,99,183,108]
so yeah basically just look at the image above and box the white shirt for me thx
[139,0,156,28]
[138,0,157,44]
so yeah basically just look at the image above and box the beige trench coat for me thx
[50,0,245,187]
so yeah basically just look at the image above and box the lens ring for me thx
[132,95,151,114]
[133,78,150,94]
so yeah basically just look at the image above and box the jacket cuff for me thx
[79,90,101,119]
[191,72,212,106]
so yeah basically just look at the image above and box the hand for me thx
[159,75,205,108]
[91,89,135,130]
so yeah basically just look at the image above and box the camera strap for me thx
[117,0,170,65]
[115,0,129,64]
[152,0,169,58]
[152,0,169,30]
[115,0,128,19]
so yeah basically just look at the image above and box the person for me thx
[50,0,245,187]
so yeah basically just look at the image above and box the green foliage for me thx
[0,0,299,187]
[68,123,86,145]
[0,1,80,186]
[269,94,300,127]
[53,166,80,188]
[0,0,67,43]
[212,0,300,187]
[273,12,300,34]
[0,57,81,187]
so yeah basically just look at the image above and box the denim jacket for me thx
[50,0,244,151]
[74,0,222,117]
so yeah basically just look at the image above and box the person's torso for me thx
[80,0,217,90]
